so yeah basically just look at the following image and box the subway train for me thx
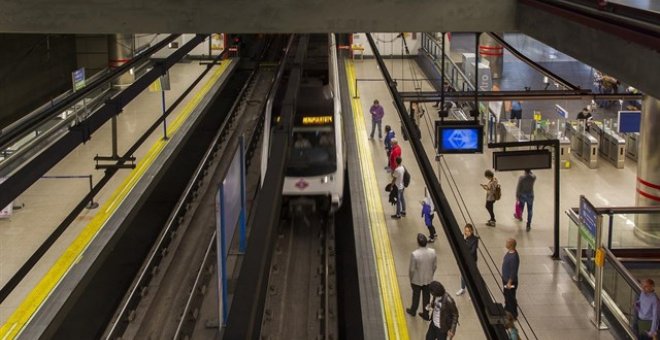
[260,34,346,212]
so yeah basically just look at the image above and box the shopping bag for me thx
[514,201,523,221]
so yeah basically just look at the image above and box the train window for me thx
[286,130,336,177]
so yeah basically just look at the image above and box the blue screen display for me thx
[618,111,641,133]
[441,127,479,151]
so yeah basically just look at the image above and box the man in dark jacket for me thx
[515,169,536,231]
[456,223,478,296]
[426,281,459,340]
[502,238,520,319]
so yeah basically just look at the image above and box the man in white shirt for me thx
[406,234,437,320]
[391,157,406,219]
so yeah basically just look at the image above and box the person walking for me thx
[635,279,659,340]
[369,99,384,139]
[384,125,396,170]
[389,139,401,172]
[456,223,479,296]
[515,169,536,231]
[502,238,520,319]
[510,100,523,120]
[391,157,406,219]
[407,233,437,320]
[481,170,499,227]
[421,197,437,242]
[426,281,459,340]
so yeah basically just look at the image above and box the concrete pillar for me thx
[478,33,503,79]
[635,95,660,242]
[108,34,134,86]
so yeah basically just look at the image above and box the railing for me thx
[600,209,660,249]
[564,207,660,339]
[0,35,177,174]
[419,33,496,124]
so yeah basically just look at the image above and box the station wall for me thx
[0,34,77,130]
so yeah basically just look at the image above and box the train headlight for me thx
[321,176,329,184]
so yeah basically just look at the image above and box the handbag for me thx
[514,201,523,221]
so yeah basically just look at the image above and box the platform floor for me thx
[0,46,648,339]
[0,60,225,324]
[350,57,638,339]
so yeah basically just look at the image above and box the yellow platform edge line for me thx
[0,60,233,340]
[346,60,409,340]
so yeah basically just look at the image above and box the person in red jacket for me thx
[389,138,401,172]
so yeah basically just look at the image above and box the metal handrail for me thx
[0,34,179,149]
[420,33,497,121]
[420,33,474,90]
[604,247,643,294]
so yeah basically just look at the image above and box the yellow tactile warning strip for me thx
[346,60,409,340]
[0,60,233,339]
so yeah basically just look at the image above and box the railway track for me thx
[260,209,338,340]
[102,36,290,340]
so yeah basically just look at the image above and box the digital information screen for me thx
[618,111,641,133]
[436,123,483,154]
[493,150,552,171]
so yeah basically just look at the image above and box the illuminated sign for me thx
[302,116,333,125]
[435,122,483,154]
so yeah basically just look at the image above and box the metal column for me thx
[479,33,503,79]
[635,95,660,240]
[108,34,135,86]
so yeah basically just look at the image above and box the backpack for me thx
[494,183,502,200]
[403,168,411,188]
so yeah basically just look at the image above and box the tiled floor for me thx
[351,57,639,339]
[0,61,224,324]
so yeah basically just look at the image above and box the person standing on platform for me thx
[384,125,396,170]
[425,281,459,340]
[635,279,659,340]
[515,169,536,232]
[456,223,479,296]
[481,170,499,227]
[391,157,406,219]
[502,238,520,319]
[369,99,384,140]
[389,138,401,172]
[421,196,437,242]
[510,100,523,120]
[406,233,437,320]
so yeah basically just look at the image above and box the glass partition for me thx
[602,249,640,338]
[605,211,660,248]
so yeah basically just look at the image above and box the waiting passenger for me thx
[515,169,536,232]
[481,169,499,227]
[391,157,406,219]
[293,133,311,149]
[384,125,395,170]
[389,138,401,172]
[456,223,478,296]
[635,279,659,340]
[406,233,436,321]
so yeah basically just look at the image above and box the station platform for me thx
[0,59,232,329]
[0,37,651,339]
[344,57,638,339]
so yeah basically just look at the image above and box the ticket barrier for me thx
[624,133,639,161]
[537,120,571,168]
[566,121,599,169]
[497,121,530,143]
[590,122,626,169]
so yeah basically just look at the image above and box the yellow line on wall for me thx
[0,60,233,340]
[346,60,409,339]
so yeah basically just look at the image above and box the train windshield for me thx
[286,126,336,177]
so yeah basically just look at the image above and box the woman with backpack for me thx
[481,169,499,227]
